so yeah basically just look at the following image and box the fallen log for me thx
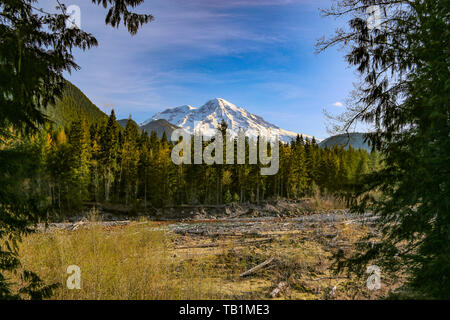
[270,281,287,298]
[239,257,274,277]
[70,218,88,231]
[308,276,348,282]
[175,238,272,250]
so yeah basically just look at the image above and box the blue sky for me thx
[43,0,359,140]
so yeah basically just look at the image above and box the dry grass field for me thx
[10,214,398,300]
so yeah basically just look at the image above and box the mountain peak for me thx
[203,98,230,107]
[142,98,317,142]
[201,98,241,114]
[208,97,226,103]
[210,97,233,105]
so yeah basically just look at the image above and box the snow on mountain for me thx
[142,98,316,143]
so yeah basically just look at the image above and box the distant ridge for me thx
[140,119,179,139]
[319,132,372,152]
[117,118,139,129]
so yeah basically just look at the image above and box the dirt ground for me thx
[164,212,388,299]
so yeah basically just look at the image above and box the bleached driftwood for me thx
[239,257,274,277]
[175,238,272,250]
[270,281,287,298]
[308,276,348,282]
[71,219,87,231]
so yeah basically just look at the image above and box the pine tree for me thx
[47,129,72,212]
[100,110,120,202]
[120,118,140,205]
[137,130,152,211]
[67,118,91,209]
[294,142,308,196]
[89,123,103,202]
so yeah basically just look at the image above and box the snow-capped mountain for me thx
[142,98,316,143]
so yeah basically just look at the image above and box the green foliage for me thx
[223,190,233,204]
[0,0,97,135]
[36,114,376,211]
[0,0,152,299]
[67,118,92,209]
[319,0,449,299]
[0,137,59,299]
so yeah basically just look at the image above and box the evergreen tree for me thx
[137,130,152,211]
[89,123,103,202]
[0,136,59,298]
[0,0,152,299]
[67,118,91,209]
[319,0,450,298]
[100,110,120,201]
[120,118,140,205]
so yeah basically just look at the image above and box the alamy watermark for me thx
[66,265,81,290]
[170,123,279,175]
[366,265,381,290]
[65,4,81,29]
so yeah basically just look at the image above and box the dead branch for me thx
[240,257,275,277]
[175,238,272,250]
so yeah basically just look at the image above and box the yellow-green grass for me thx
[14,222,222,299]
[9,219,393,300]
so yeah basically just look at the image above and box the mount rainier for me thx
[141,98,316,143]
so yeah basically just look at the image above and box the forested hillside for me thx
[45,81,107,127]
[319,133,372,152]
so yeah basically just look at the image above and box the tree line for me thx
[6,110,380,216]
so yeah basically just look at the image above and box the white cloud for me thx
[332,102,343,107]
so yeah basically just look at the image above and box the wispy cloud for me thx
[332,102,344,107]
[58,0,306,117]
